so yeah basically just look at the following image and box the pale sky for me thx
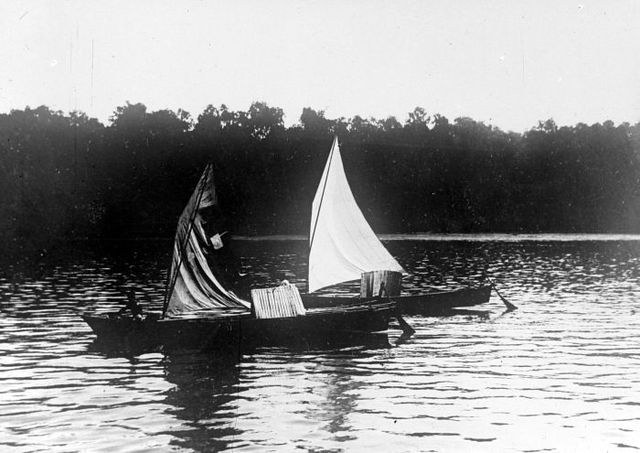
[1,0,639,131]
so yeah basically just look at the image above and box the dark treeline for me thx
[2,102,639,257]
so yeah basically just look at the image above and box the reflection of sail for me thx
[162,351,243,451]
[303,354,371,439]
[166,165,250,316]
[309,137,405,293]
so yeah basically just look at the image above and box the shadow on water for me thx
[83,328,396,449]
[87,337,163,359]
[240,330,395,352]
[161,350,245,452]
[301,355,366,443]
[90,338,394,452]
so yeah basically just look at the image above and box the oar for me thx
[379,282,415,336]
[487,277,517,311]
[395,309,415,335]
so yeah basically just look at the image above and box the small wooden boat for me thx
[83,300,395,351]
[302,285,492,316]
[305,137,492,315]
[82,165,407,352]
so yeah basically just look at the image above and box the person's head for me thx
[127,290,136,302]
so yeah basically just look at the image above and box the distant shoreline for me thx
[234,233,640,242]
[63,233,640,243]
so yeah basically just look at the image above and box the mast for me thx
[309,136,337,251]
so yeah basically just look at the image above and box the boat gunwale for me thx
[82,299,397,324]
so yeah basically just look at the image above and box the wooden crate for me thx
[360,270,402,298]
[251,283,307,319]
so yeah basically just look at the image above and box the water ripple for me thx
[1,240,639,451]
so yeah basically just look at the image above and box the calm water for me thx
[1,237,639,452]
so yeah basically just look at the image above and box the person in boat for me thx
[198,205,249,298]
[117,290,143,320]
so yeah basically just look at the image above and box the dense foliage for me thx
[1,103,639,257]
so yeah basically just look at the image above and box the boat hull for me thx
[82,301,395,352]
[301,285,492,316]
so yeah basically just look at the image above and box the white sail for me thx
[308,137,406,293]
[165,165,250,317]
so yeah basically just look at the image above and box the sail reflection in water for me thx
[162,351,244,451]
[1,237,639,451]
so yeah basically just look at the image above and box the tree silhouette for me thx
[1,102,639,261]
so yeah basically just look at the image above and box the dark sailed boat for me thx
[83,302,395,351]
[302,137,492,315]
[82,165,402,352]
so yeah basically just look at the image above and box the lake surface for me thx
[1,237,639,452]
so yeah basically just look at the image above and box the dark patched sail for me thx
[165,165,250,317]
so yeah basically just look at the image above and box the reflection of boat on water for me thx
[160,341,392,451]
[301,137,491,314]
[161,350,244,452]
[82,164,402,352]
